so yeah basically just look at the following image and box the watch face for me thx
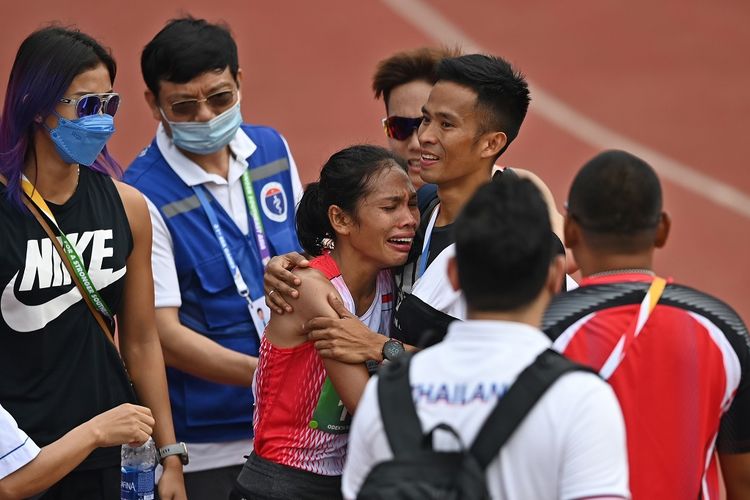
[383,340,405,361]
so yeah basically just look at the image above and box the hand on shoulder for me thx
[265,267,341,348]
[288,267,341,320]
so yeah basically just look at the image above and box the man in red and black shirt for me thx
[543,150,750,500]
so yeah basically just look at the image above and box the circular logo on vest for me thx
[260,182,288,223]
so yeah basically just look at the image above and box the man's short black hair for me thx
[567,150,662,251]
[436,54,530,157]
[141,16,239,98]
[455,177,554,311]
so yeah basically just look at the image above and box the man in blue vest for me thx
[124,17,303,499]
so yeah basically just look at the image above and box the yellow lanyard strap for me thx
[599,277,667,379]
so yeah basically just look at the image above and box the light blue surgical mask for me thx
[161,100,242,154]
[44,112,115,166]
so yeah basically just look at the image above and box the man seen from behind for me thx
[544,150,750,499]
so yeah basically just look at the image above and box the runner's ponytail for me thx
[296,181,331,256]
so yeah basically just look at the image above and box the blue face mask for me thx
[45,112,115,166]
[162,101,242,155]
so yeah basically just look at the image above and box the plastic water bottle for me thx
[121,438,156,500]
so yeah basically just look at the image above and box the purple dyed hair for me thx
[0,26,122,209]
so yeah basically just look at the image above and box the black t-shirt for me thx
[0,167,136,470]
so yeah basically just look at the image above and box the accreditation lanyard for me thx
[193,184,258,307]
[239,170,271,266]
[20,175,114,320]
[416,204,440,279]
[599,276,667,380]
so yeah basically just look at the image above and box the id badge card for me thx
[249,296,271,338]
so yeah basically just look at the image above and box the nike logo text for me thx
[1,229,126,332]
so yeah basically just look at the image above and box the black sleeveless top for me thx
[0,166,136,470]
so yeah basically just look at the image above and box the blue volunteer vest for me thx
[124,124,302,442]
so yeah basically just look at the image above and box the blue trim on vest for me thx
[125,124,302,442]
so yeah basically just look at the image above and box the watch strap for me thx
[158,442,189,465]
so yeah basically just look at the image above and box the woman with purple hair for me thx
[0,26,186,499]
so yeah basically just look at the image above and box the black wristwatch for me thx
[381,338,405,362]
[158,442,189,465]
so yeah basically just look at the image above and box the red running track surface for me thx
[1,0,748,321]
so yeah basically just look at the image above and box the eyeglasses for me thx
[382,116,422,141]
[59,93,120,118]
[168,90,237,118]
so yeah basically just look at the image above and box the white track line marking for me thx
[381,0,750,219]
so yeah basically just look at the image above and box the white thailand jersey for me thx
[343,321,630,499]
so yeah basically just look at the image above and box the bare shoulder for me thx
[513,168,553,195]
[113,180,148,215]
[265,266,340,347]
[511,168,563,228]
[112,180,151,243]
[293,266,331,283]
[292,267,341,319]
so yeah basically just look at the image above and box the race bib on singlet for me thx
[308,377,351,434]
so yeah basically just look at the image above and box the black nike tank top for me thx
[0,166,136,470]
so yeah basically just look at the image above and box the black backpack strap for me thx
[376,353,423,457]
[469,349,595,468]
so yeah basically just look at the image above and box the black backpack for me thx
[357,349,594,499]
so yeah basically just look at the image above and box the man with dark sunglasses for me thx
[372,47,565,234]
[124,17,304,500]
[373,47,458,190]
